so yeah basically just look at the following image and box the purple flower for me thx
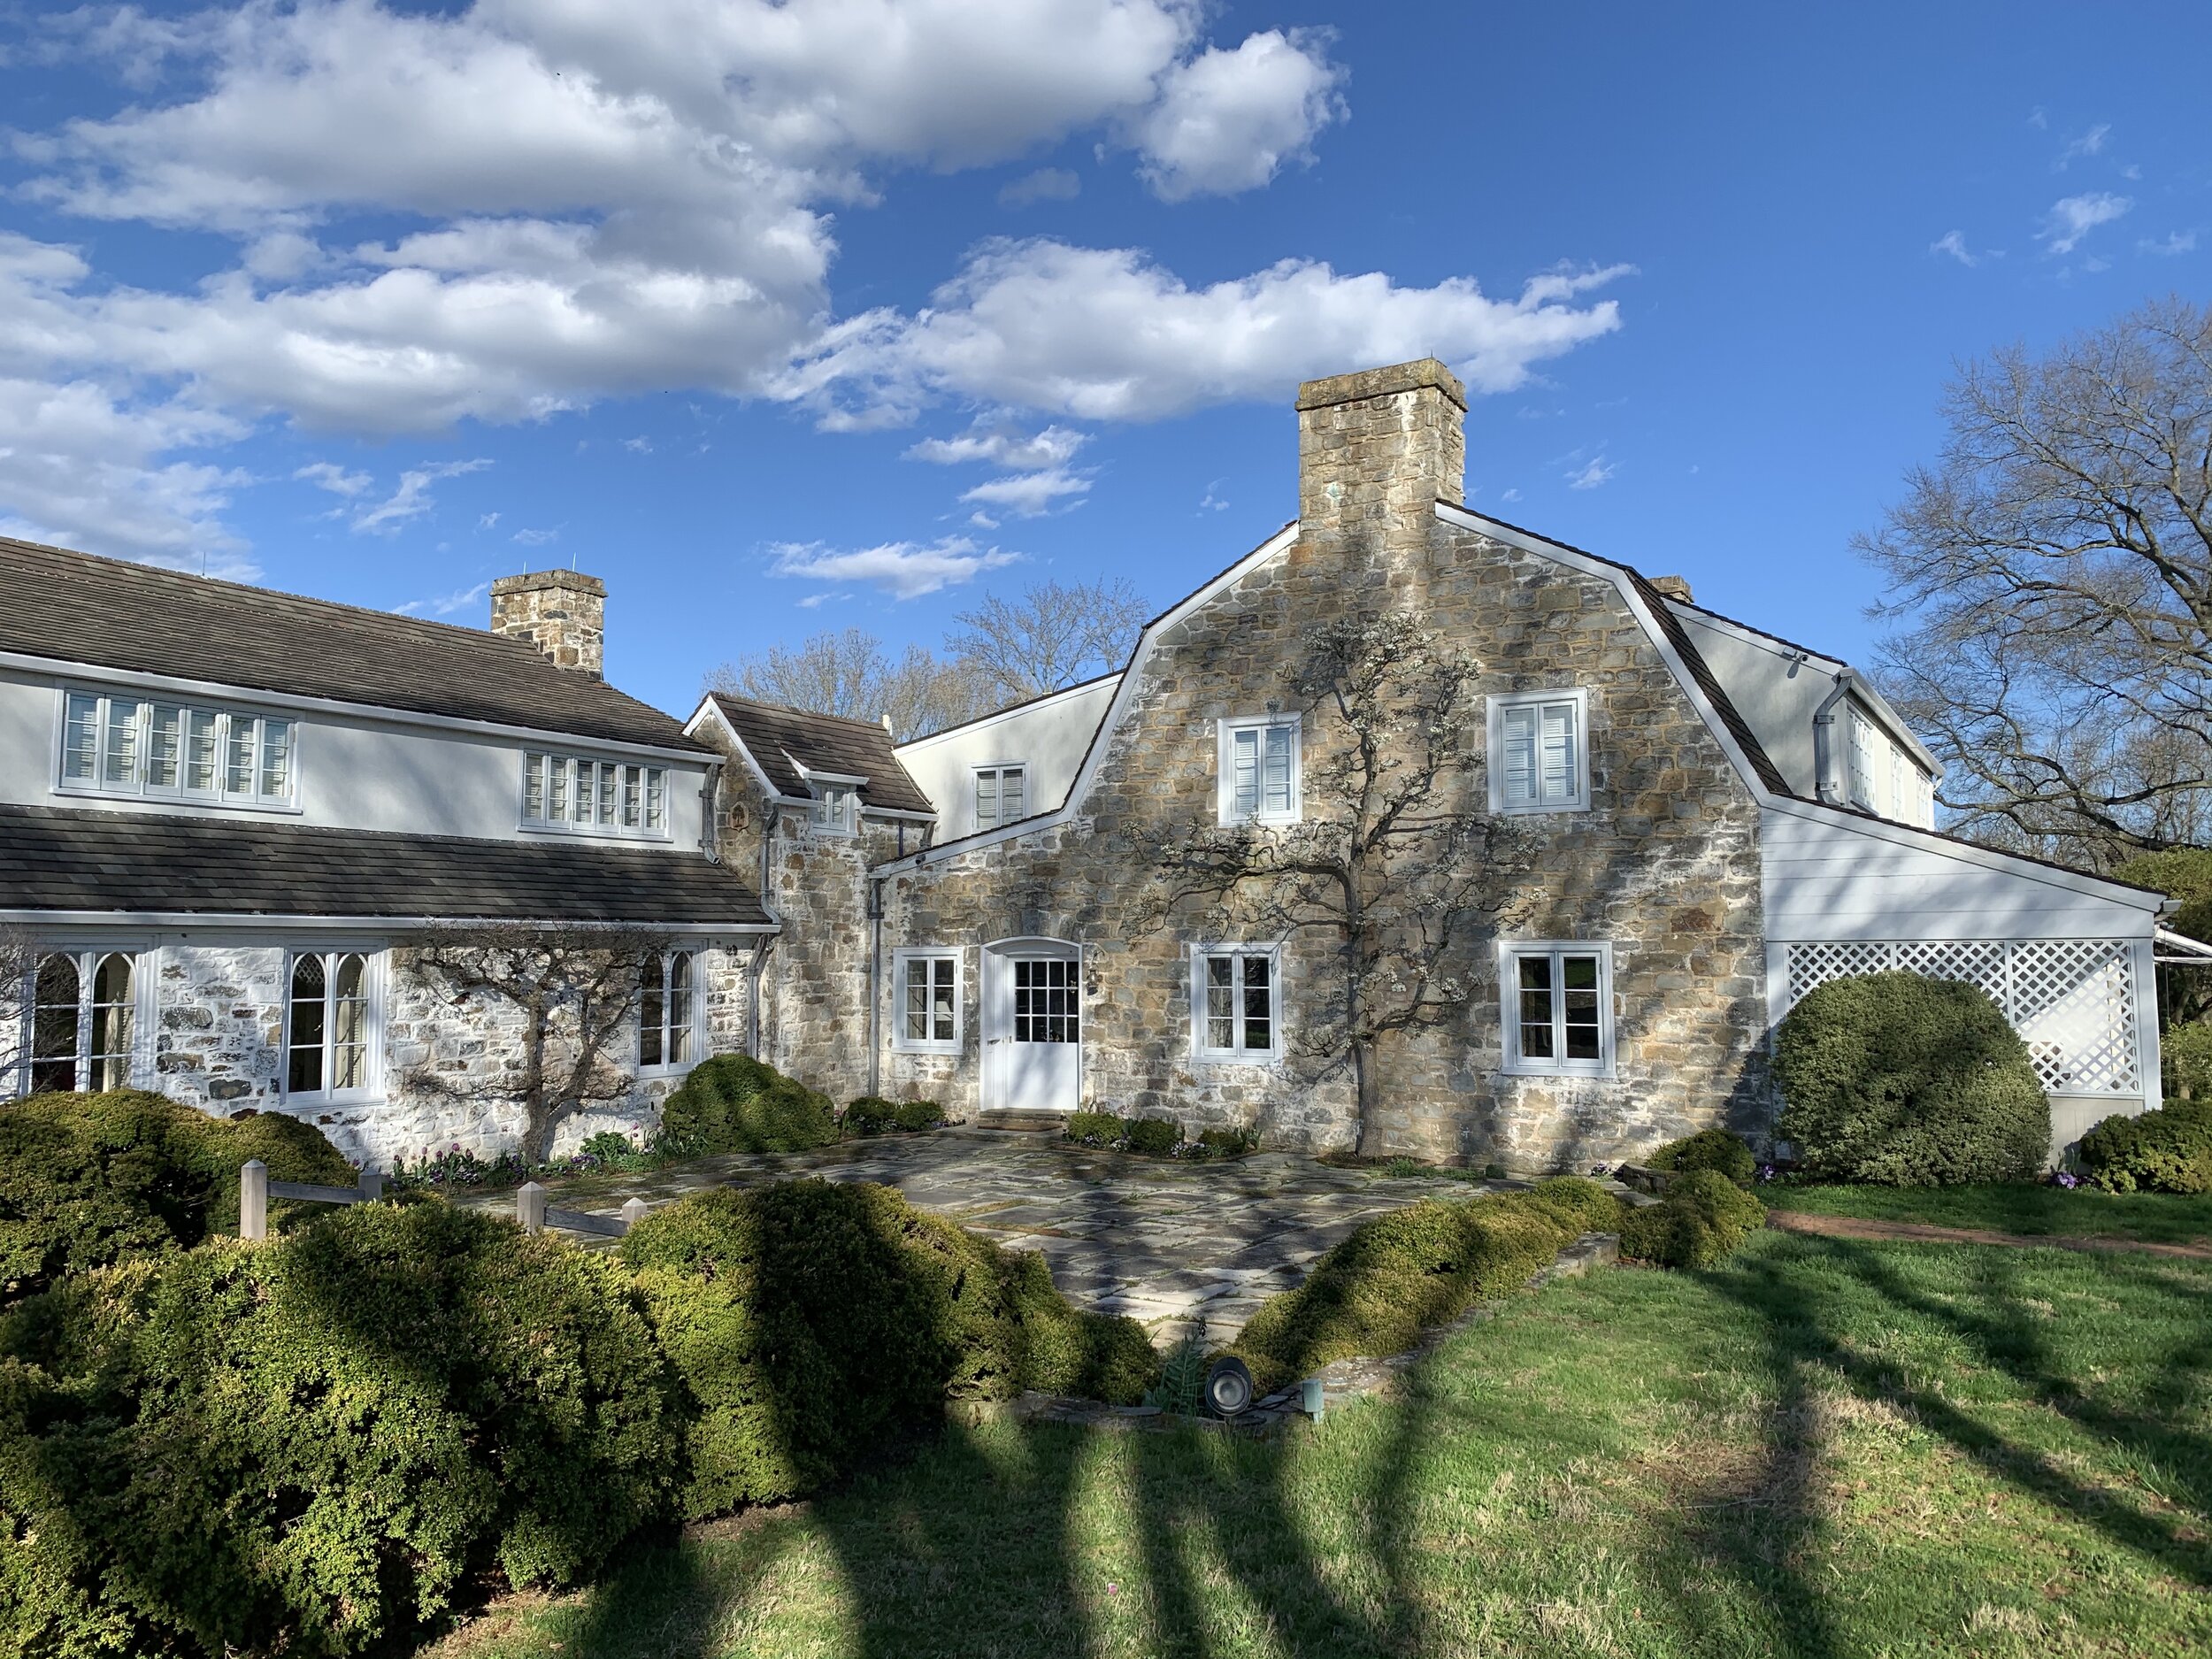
[1757,1164,1777,1183]
[1590,1164,1610,1177]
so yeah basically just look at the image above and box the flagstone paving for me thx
[457,1127,1522,1346]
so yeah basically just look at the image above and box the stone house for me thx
[0,358,2178,1168]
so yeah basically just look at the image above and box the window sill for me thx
[636,1060,701,1080]
[892,1041,963,1056]
[1194,1049,1284,1067]
[281,1093,385,1110]
[1500,1063,1616,1081]
[1494,801,1592,818]
[518,821,675,844]
[54,784,303,816]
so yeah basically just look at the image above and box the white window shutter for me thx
[1502,704,1539,807]
[1233,728,1260,818]
[1539,702,1577,805]
[1262,725,1293,816]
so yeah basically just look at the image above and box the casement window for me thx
[1499,941,1614,1078]
[1217,715,1301,826]
[807,784,856,836]
[973,764,1026,831]
[60,689,295,809]
[639,950,699,1071]
[522,751,668,837]
[285,950,377,1100]
[1191,946,1281,1064]
[27,950,140,1093]
[1489,689,1590,814]
[1847,711,1878,811]
[894,950,962,1052]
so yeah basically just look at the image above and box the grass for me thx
[423,1228,2212,1658]
[1766,1180,2212,1246]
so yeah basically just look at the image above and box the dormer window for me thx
[809,784,856,836]
[974,764,1025,830]
[522,751,668,837]
[58,688,296,810]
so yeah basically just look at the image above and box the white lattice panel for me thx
[1782,938,2140,1095]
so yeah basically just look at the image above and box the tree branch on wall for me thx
[402,925,667,1163]
[1140,611,1537,1156]
[1863,296,2212,865]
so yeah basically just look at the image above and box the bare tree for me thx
[948,577,1150,704]
[706,629,991,741]
[0,921,35,1094]
[403,925,668,1163]
[1863,296,2212,865]
[1141,612,1535,1156]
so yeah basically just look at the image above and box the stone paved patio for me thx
[460,1127,1517,1346]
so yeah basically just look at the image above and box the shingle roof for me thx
[705,694,935,814]
[0,803,770,926]
[0,536,710,754]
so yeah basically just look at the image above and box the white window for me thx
[1489,689,1590,813]
[27,950,140,1093]
[59,689,295,809]
[639,950,699,1071]
[1192,946,1281,1063]
[808,784,856,836]
[894,950,962,1052]
[1499,941,1614,1078]
[1217,715,1301,826]
[1847,710,1878,810]
[973,765,1026,831]
[522,751,669,837]
[285,950,378,1101]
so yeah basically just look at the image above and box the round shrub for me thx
[0,1088,355,1304]
[843,1095,897,1135]
[1064,1110,1126,1147]
[1194,1126,1259,1159]
[1774,972,2051,1185]
[1124,1117,1181,1156]
[657,1055,835,1156]
[1645,1127,1755,1188]
[1617,1170,1766,1269]
[2077,1100,2212,1194]
[0,1202,679,1658]
[893,1100,946,1132]
[621,1182,1156,1517]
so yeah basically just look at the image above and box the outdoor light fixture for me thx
[1204,1356,1255,1417]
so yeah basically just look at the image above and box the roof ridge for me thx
[707,688,902,733]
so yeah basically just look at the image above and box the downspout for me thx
[866,875,886,1098]
[1811,669,1860,805]
[748,804,780,1060]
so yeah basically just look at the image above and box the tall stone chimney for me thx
[1295,358,1467,544]
[489,569,605,676]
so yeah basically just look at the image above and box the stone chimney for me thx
[1647,575,1694,604]
[489,569,605,676]
[1295,358,1467,542]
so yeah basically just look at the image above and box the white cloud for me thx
[1128,29,1345,201]
[958,465,1091,516]
[350,458,492,534]
[394,578,490,616]
[787,241,1632,425]
[769,534,1020,598]
[295,460,374,496]
[511,526,559,545]
[1930,230,1978,266]
[479,511,502,529]
[1500,487,1521,503]
[905,422,1087,469]
[2040,192,2132,255]
[999,167,1080,208]
[621,435,653,452]
[1565,457,1613,490]
[2056,123,2110,168]
[2139,231,2198,257]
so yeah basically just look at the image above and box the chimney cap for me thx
[490,568,606,598]
[1647,574,1694,604]
[1295,357,1466,414]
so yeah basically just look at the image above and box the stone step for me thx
[969,1110,1067,1133]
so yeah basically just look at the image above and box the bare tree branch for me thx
[947,578,1149,704]
[705,628,993,741]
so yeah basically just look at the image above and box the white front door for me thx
[982,942,1081,1113]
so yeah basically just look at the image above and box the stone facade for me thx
[489,569,607,675]
[754,359,1773,1167]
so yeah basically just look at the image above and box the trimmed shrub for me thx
[1065,1110,1126,1147]
[1229,1179,1614,1391]
[657,1056,836,1156]
[2162,1022,2212,1102]
[893,1100,946,1132]
[2078,1100,2212,1194]
[1125,1117,1181,1156]
[1774,972,2050,1185]
[844,1095,897,1136]
[1194,1126,1260,1159]
[1618,1170,1766,1269]
[1645,1127,1756,1189]
[0,1088,355,1303]
[0,1202,679,1658]
[2112,849,2212,945]
[621,1182,1156,1516]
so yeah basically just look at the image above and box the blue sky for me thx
[2,0,2206,718]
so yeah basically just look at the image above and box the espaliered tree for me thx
[1143,611,1536,1156]
[403,924,668,1163]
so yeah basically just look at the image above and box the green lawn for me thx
[428,1229,2212,1659]
[1766,1181,2212,1247]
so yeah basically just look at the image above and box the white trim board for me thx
[893,672,1123,757]
[0,910,774,934]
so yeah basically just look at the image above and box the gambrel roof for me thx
[0,535,710,754]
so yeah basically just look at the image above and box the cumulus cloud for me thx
[1565,457,1613,490]
[2040,192,2132,255]
[2056,123,2110,168]
[2140,231,2197,257]
[349,458,492,534]
[769,534,1020,598]
[958,466,1091,516]
[1128,29,1345,201]
[295,460,373,497]
[905,422,1087,469]
[999,167,1081,208]
[394,578,490,617]
[1930,230,1978,266]
[786,241,1632,425]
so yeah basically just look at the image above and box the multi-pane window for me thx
[1491,690,1589,813]
[27,951,138,1093]
[640,950,698,1071]
[1847,711,1878,810]
[1193,947,1279,1062]
[1218,716,1300,825]
[1502,944,1612,1077]
[61,690,293,807]
[974,765,1026,831]
[895,951,961,1051]
[1012,958,1079,1043]
[286,951,373,1098]
[807,784,856,836]
[523,751,668,836]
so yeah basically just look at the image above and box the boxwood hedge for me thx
[1618,1170,1767,1269]
[656,1054,836,1155]
[2078,1098,2212,1194]
[1644,1127,1755,1188]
